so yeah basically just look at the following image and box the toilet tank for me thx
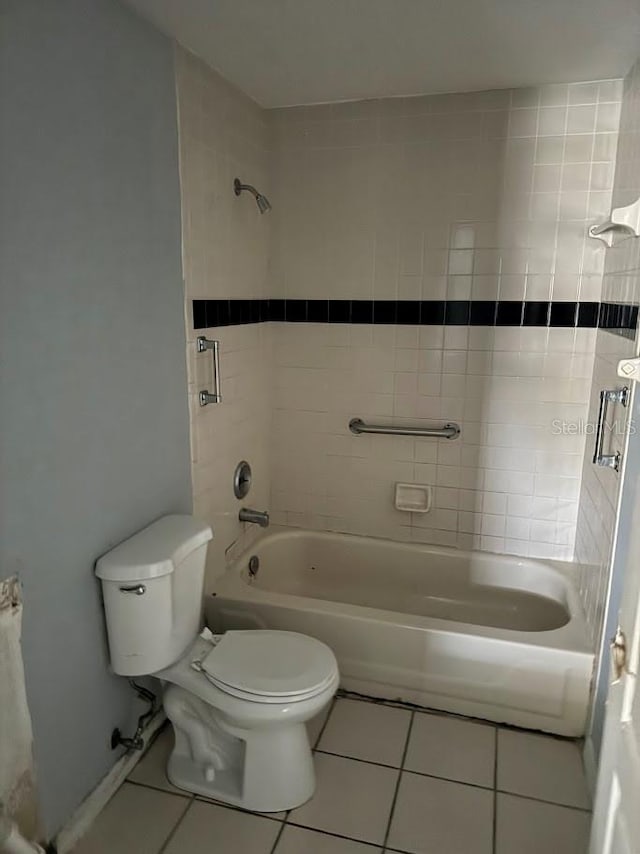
[95,515,213,676]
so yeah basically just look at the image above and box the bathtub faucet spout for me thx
[239,507,270,528]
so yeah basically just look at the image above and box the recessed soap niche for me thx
[395,483,432,514]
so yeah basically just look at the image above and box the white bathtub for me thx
[206,529,593,736]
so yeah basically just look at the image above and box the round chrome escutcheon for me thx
[233,460,252,500]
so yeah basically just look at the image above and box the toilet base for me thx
[163,684,317,812]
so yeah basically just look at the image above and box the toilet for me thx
[95,514,339,812]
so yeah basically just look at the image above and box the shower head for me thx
[255,193,272,214]
[234,177,272,214]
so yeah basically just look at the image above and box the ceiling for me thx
[126,0,640,107]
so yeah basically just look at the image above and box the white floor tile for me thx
[275,825,381,854]
[71,783,188,854]
[495,793,591,854]
[307,700,333,748]
[318,698,411,766]
[497,729,590,808]
[404,712,495,788]
[163,802,281,854]
[386,771,493,854]
[128,727,187,796]
[289,752,398,845]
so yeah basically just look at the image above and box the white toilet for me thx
[95,514,339,812]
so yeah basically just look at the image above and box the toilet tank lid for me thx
[95,515,213,582]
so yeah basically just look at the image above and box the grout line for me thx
[312,745,493,792]
[496,789,592,814]
[382,710,415,850]
[283,820,385,850]
[312,749,592,814]
[129,763,591,830]
[157,796,194,854]
[268,821,287,854]
[314,748,410,772]
[400,767,496,794]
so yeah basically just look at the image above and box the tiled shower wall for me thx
[175,46,273,578]
[576,57,640,645]
[176,45,632,567]
[268,82,622,559]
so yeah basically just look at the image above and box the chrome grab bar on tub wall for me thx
[197,336,222,405]
[349,418,461,440]
[592,386,629,471]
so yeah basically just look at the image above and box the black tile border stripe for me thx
[599,302,640,339]
[192,298,639,334]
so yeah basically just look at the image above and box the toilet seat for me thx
[198,630,337,704]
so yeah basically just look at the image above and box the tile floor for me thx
[71,694,591,854]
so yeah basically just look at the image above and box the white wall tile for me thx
[176,47,273,581]
[179,66,628,572]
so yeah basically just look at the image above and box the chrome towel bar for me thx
[349,418,460,439]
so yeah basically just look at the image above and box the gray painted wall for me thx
[0,0,191,837]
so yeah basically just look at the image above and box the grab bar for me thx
[349,418,460,439]
[592,386,629,471]
[197,336,222,405]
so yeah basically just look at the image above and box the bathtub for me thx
[206,529,593,736]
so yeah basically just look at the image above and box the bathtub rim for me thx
[213,527,592,655]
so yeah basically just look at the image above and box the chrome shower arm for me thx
[234,178,259,197]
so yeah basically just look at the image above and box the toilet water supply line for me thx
[0,804,45,854]
[111,680,158,752]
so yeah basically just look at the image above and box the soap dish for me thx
[395,483,432,513]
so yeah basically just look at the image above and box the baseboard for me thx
[53,710,166,854]
[583,734,598,798]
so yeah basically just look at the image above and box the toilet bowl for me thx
[95,515,339,812]
[158,631,338,811]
